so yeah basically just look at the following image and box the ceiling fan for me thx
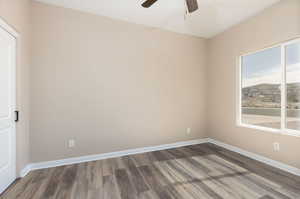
[141,0,199,13]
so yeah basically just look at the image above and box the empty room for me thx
[0,0,300,198]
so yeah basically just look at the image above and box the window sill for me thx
[237,123,300,138]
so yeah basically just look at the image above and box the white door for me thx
[0,25,16,194]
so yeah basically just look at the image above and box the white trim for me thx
[19,138,300,178]
[236,56,242,126]
[208,139,300,177]
[237,38,300,137]
[0,17,19,38]
[0,18,18,194]
[239,37,300,57]
[240,43,281,57]
[282,39,300,136]
[19,165,32,178]
[283,129,300,137]
[237,123,280,133]
[237,124,300,137]
[19,138,209,176]
[238,45,282,135]
[11,30,17,186]
[283,38,300,46]
[280,44,286,130]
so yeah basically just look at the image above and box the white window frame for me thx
[236,38,300,137]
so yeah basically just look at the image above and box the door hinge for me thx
[15,111,19,122]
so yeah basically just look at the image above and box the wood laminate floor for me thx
[1,143,300,199]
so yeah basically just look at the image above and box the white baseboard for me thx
[19,138,209,177]
[20,165,32,178]
[20,138,300,178]
[207,138,300,177]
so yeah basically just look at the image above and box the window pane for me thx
[241,47,281,129]
[286,42,300,131]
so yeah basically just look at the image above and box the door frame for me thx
[0,17,19,185]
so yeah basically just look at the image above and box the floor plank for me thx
[1,143,300,199]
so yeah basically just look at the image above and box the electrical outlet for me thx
[273,142,280,151]
[68,139,75,148]
[186,128,191,135]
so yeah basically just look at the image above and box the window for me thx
[286,42,300,131]
[238,39,300,136]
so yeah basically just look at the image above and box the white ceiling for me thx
[34,0,281,38]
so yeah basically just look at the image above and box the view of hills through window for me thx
[241,42,300,131]
[286,42,300,131]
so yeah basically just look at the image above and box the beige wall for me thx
[0,0,31,172]
[30,2,208,162]
[208,0,300,169]
[29,0,300,171]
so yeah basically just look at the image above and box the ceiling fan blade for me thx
[142,0,158,8]
[186,0,198,13]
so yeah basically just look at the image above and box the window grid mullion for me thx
[281,45,286,131]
